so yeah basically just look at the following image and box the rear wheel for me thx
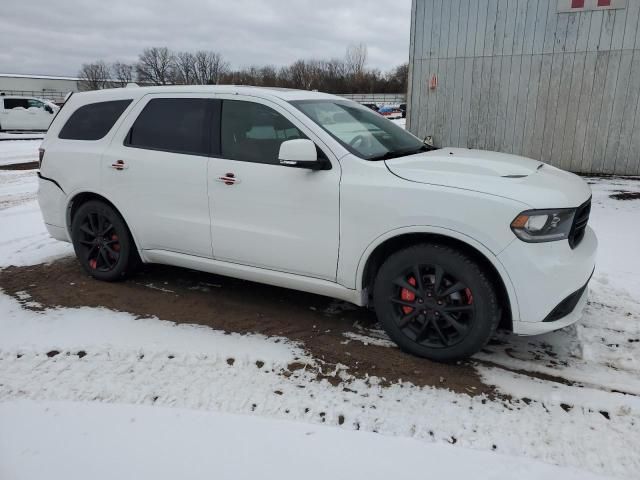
[71,200,139,281]
[373,244,499,361]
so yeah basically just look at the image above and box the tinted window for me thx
[59,100,132,140]
[3,99,30,109]
[27,99,45,109]
[126,98,215,156]
[221,100,306,164]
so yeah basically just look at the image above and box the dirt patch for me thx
[0,162,38,171]
[0,258,493,396]
[609,190,640,201]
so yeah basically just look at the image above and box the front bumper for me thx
[498,226,597,335]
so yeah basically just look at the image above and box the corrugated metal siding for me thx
[407,0,640,175]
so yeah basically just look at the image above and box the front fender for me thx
[350,225,521,322]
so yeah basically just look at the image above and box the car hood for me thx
[385,148,592,208]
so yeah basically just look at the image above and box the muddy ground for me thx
[0,257,498,396]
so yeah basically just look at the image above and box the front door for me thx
[103,94,216,258]
[1,98,30,130]
[25,99,54,130]
[208,97,340,281]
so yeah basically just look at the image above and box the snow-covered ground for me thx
[0,132,45,140]
[0,139,41,166]
[1,141,639,479]
[0,400,605,480]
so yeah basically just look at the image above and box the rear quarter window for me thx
[58,100,132,140]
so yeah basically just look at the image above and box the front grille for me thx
[568,197,591,249]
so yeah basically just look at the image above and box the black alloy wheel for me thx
[76,211,121,272]
[373,244,500,361]
[390,264,475,349]
[71,200,138,281]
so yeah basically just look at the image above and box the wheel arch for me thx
[357,229,519,330]
[66,190,143,259]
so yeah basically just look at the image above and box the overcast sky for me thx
[0,0,412,77]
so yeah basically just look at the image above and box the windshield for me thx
[291,99,428,160]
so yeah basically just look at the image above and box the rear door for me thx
[103,94,217,258]
[208,96,341,281]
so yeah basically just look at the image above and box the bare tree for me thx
[136,47,175,85]
[345,43,368,78]
[111,61,134,87]
[78,61,112,91]
[192,51,228,85]
[80,42,409,95]
[174,51,196,85]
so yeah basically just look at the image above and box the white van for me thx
[0,95,59,131]
[37,86,597,361]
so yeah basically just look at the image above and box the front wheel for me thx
[71,200,139,281]
[373,244,499,362]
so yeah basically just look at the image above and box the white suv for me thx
[37,86,597,361]
[0,95,59,131]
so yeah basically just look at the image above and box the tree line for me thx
[78,44,408,94]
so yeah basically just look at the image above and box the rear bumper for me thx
[38,174,69,242]
[499,226,597,335]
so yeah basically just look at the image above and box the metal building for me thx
[407,0,640,175]
[0,74,80,103]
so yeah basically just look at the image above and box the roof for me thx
[0,73,80,81]
[65,85,342,102]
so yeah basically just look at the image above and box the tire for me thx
[71,200,139,281]
[373,244,499,362]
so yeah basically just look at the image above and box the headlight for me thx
[510,208,576,243]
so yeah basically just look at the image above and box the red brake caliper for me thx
[89,258,97,269]
[401,277,417,315]
[111,234,120,252]
[465,288,474,305]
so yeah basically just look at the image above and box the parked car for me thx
[361,103,379,112]
[0,94,59,131]
[37,86,597,361]
[377,105,403,119]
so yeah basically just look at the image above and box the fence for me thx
[1,88,407,107]
[0,89,71,104]
[338,93,406,105]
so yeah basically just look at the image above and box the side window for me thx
[59,100,132,140]
[221,100,306,165]
[27,99,45,109]
[126,98,217,156]
[3,99,30,109]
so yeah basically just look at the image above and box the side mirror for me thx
[279,139,327,170]
[45,105,54,114]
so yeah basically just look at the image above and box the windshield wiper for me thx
[369,144,433,161]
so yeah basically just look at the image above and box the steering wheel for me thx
[349,135,368,149]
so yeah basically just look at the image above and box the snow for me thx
[0,400,608,480]
[0,201,71,267]
[391,117,406,129]
[0,142,639,479]
[475,178,640,397]
[0,139,41,165]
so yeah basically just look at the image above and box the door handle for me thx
[216,172,239,185]
[110,160,127,171]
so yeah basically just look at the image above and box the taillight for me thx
[38,148,45,169]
